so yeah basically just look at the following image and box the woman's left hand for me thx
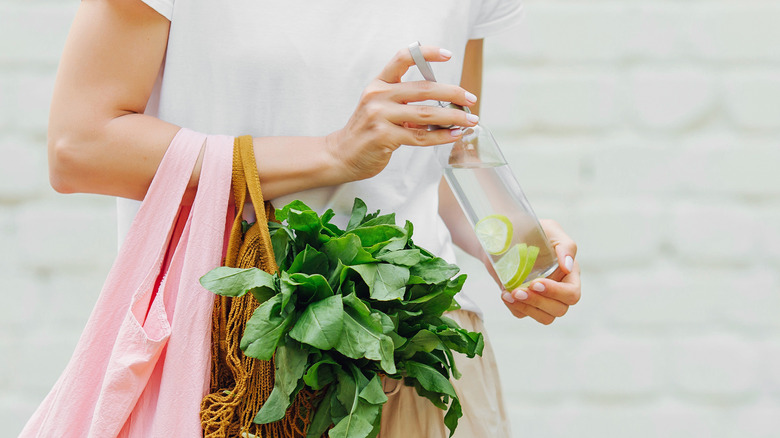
[500,219,581,325]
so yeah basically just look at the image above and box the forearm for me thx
[49,112,179,200]
[438,178,485,261]
[50,110,345,202]
[253,133,345,200]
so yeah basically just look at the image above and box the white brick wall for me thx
[724,70,780,130]
[2,0,779,437]
[629,67,716,130]
[479,1,780,436]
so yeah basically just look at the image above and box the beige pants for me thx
[379,310,511,438]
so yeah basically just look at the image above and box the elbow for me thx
[48,133,85,194]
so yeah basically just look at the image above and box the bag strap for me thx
[122,128,205,267]
[202,136,316,438]
[225,135,277,272]
[240,134,273,233]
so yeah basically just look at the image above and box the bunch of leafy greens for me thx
[200,199,484,438]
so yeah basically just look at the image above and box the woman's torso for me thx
[121,0,524,313]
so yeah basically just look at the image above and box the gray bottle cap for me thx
[408,41,438,83]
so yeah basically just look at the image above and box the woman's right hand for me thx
[325,46,480,182]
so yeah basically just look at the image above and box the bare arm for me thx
[49,0,478,201]
[48,0,180,199]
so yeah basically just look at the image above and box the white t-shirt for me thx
[121,0,524,314]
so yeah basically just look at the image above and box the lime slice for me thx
[494,243,527,288]
[507,244,540,290]
[475,214,513,255]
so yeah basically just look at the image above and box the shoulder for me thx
[469,0,524,39]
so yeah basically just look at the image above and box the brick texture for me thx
[0,134,49,201]
[687,4,780,62]
[629,67,715,130]
[3,1,780,437]
[0,3,76,65]
[670,335,761,399]
[724,70,780,130]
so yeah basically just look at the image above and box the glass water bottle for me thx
[438,124,559,290]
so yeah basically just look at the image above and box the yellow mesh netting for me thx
[200,136,320,437]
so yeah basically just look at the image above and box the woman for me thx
[40,0,581,436]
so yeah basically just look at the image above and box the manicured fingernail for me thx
[466,113,479,124]
[514,290,529,301]
[532,282,545,292]
[565,256,574,272]
[440,48,453,58]
[450,128,463,137]
[465,91,478,104]
[502,292,515,303]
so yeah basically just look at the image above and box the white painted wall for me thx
[2,1,778,436]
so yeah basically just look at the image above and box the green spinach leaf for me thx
[289,244,329,275]
[443,398,462,437]
[322,234,377,266]
[409,257,460,285]
[199,266,276,304]
[303,356,339,390]
[404,361,456,398]
[253,340,309,423]
[306,385,336,438]
[346,198,368,231]
[349,263,409,301]
[289,294,344,350]
[240,294,294,360]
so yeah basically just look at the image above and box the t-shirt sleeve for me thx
[140,0,174,21]
[469,0,524,39]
